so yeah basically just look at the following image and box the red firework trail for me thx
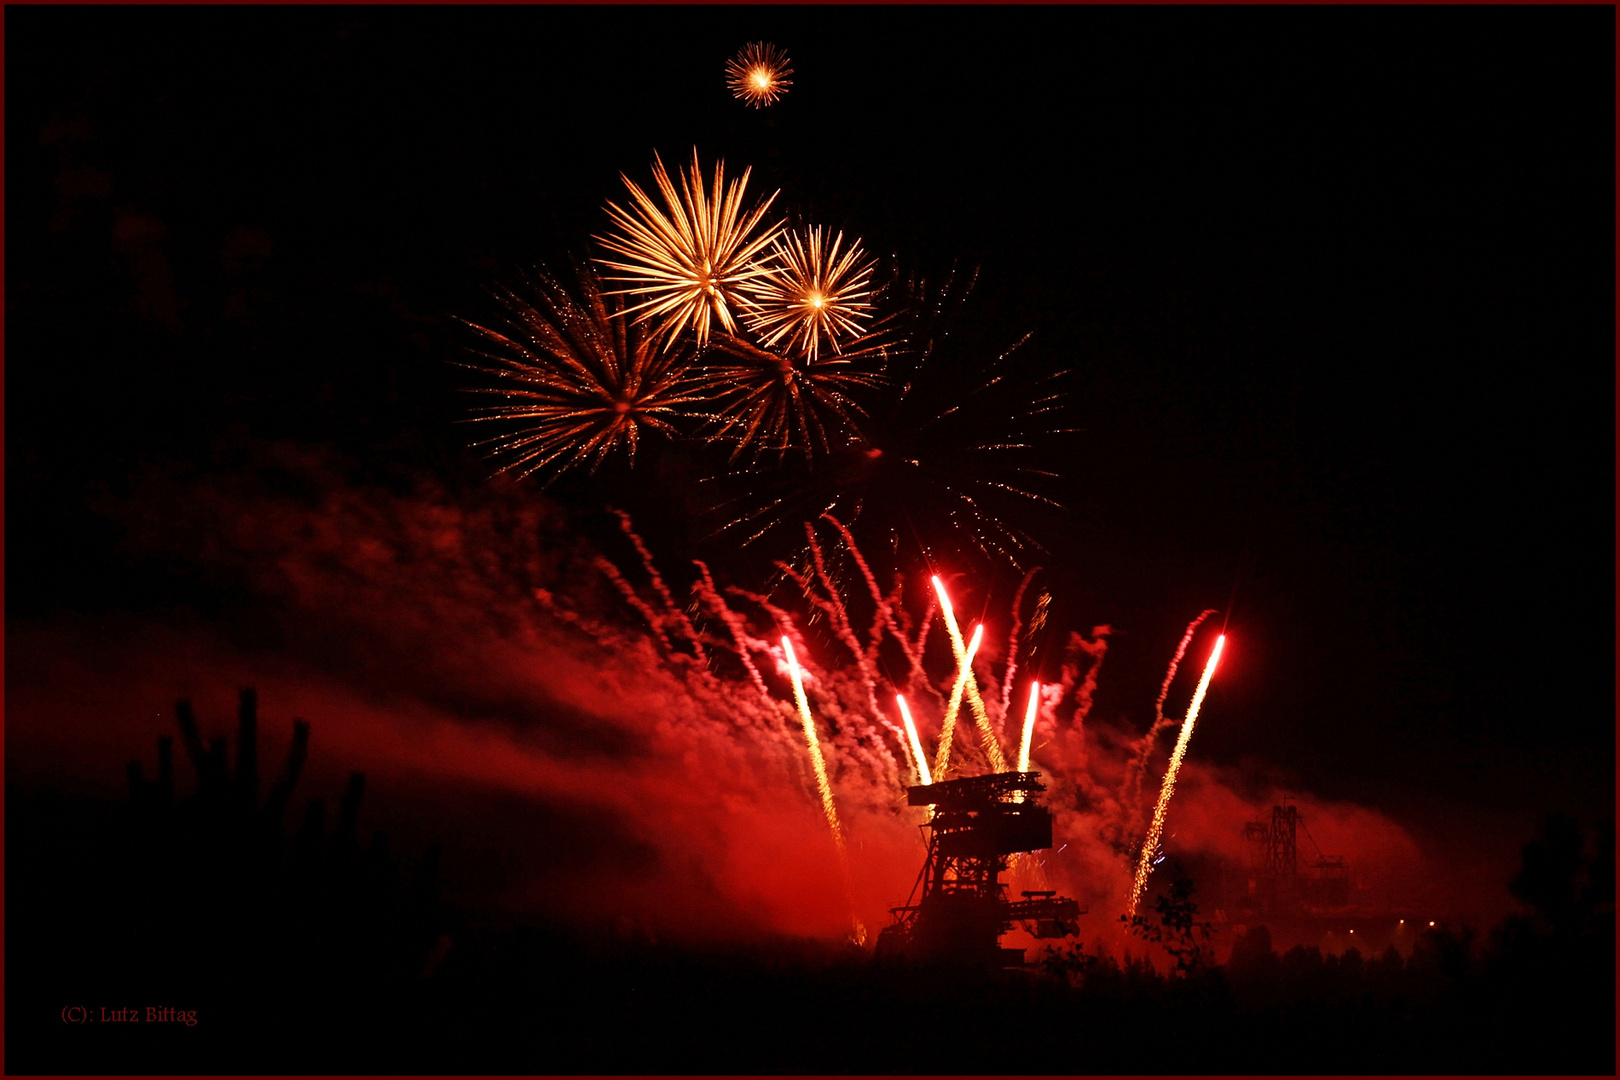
[934,622,985,781]
[781,635,845,851]
[691,559,771,698]
[594,555,675,657]
[999,566,1042,721]
[1016,681,1041,775]
[776,533,882,722]
[612,508,707,665]
[930,576,1008,773]
[1125,608,1218,815]
[1129,633,1225,916]
[896,694,933,786]
[820,514,919,674]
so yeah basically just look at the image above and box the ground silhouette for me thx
[6,689,1613,1074]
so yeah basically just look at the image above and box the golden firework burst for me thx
[741,225,877,363]
[594,150,784,350]
[456,266,706,482]
[726,41,793,107]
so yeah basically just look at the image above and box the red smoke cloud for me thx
[6,442,1476,952]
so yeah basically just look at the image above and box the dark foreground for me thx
[7,698,1613,1075]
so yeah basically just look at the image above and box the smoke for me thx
[6,441,1453,951]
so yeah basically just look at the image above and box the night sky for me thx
[6,5,1614,938]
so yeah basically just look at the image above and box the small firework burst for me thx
[726,41,793,108]
[595,150,785,350]
[742,225,877,364]
[456,265,705,482]
[694,330,890,464]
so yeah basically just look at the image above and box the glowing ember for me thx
[930,576,1008,772]
[781,636,845,851]
[896,694,933,786]
[933,622,985,782]
[1129,634,1225,916]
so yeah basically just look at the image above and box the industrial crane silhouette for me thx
[876,772,1082,966]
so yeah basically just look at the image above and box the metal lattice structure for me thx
[875,772,1082,967]
[1243,802,1352,914]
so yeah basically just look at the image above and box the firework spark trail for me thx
[781,634,867,946]
[909,595,939,702]
[933,623,984,782]
[803,525,884,714]
[691,560,771,698]
[725,585,802,645]
[1016,681,1041,775]
[895,695,933,785]
[930,576,1007,773]
[999,566,1041,721]
[533,587,623,648]
[1129,634,1225,917]
[593,556,675,656]
[773,530,905,780]
[775,529,882,719]
[1069,626,1111,728]
[611,509,707,665]
[730,580,901,786]
[820,514,920,673]
[782,636,845,851]
[1125,609,1218,815]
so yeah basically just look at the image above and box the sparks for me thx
[781,636,845,851]
[1129,634,1225,916]
[455,266,705,482]
[930,576,1008,772]
[933,622,984,782]
[1016,682,1041,774]
[726,42,793,107]
[741,225,876,364]
[896,695,933,786]
[692,331,885,463]
[594,150,784,349]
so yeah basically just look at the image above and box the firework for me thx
[930,576,1008,773]
[694,331,887,463]
[999,567,1041,719]
[1016,682,1041,774]
[741,226,876,364]
[1129,634,1225,916]
[895,695,933,785]
[692,560,771,698]
[1124,609,1218,818]
[456,265,709,482]
[595,150,784,349]
[726,41,793,107]
[697,268,1073,571]
[782,636,845,851]
[933,622,984,782]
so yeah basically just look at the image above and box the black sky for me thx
[6,6,1614,831]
